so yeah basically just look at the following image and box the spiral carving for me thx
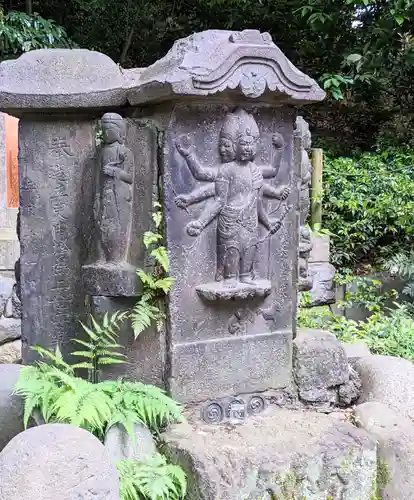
[201,402,225,424]
[247,395,266,415]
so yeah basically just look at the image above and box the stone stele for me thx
[0,30,324,404]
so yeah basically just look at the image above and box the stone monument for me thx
[0,30,325,401]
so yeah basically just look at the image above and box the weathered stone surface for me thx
[19,119,96,363]
[355,402,414,499]
[293,328,349,404]
[342,341,371,363]
[0,364,24,451]
[309,233,330,264]
[0,49,126,113]
[163,409,377,499]
[308,262,336,306]
[338,366,362,407]
[0,339,21,364]
[0,275,14,310]
[0,316,21,345]
[127,29,325,105]
[0,423,120,500]
[104,423,156,463]
[355,355,414,421]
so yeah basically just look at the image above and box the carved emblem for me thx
[247,395,267,415]
[201,392,268,424]
[94,113,134,264]
[175,108,291,299]
[201,402,225,424]
[229,30,273,45]
[228,307,256,335]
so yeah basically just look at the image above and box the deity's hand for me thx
[269,220,282,235]
[103,165,115,177]
[186,220,203,237]
[280,186,290,200]
[175,137,192,158]
[175,194,189,209]
[272,133,285,149]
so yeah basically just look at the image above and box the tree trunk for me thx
[25,0,33,15]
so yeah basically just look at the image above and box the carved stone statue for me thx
[175,108,290,290]
[3,210,21,319]
[94,113,134,264]
[296,116,313,291]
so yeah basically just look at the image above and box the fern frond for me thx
[137,269,156,289]
[31,345,73,373]
[130,299,160,338]
[152,277,175,293]
[150,247,169,272]
[117,454,187,500]
[143,231,163,249]
[385,251,414,278]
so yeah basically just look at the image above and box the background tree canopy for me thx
[1,0,413,153]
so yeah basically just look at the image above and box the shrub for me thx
[323,149,414,269]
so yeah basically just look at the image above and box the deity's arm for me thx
[197,179,227,229]
[113,167,133,184]
[176,184,215,209]
[262,183,289,200]
[182,151,218,182]
[261,134,286,179]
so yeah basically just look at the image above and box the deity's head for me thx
[220,108,259,163]
[101,113,125,145]
[295,116,311,151]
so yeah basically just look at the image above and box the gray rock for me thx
[0,423,120,500]
[0,364,24,451]
[0,316,21,345]
[0,49,127,112]
[355,402,414,499]
[338,366,362,406]
[342,341,371,363]
[0,275,14,311]
[355,355,414,421]
[309,233,330,264]
[0,339,21,364]
[104,422,156,463]
[162,409,377,499]
[293,328,349,403]
[308,261,336,306]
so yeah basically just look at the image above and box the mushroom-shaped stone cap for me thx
[0,49,127,114]
[126,29,325,105]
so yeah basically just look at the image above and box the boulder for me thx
[0,275,14,312]
[0,317,21,345]
[308,262,336,306]
[0,338,21,364]
[355,355,414,421]
[342,341,371,364]
[162,409,377,499]
[0,423,120,500]
[293,328,350,404]
[355,402,414,499]
[104,422,156,463]
[0,364,24,451]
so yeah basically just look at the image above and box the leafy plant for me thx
[117,454,187,500]
[0,8,74,60]
[385,250,414,299]
[74,311,128,383]
[131,202,174,338]
[323,149,414,268]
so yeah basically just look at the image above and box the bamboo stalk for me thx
[311,148,323,228]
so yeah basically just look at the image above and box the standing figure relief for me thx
[94,113,134,264]
[175,108,290,288]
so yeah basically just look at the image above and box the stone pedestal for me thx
[308,233,336,306]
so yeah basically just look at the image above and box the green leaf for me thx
[151,247,169,272]
[346,53,362,63]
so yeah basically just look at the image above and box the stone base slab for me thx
[168,330,292,404]
[82,261,141,296]
[162,408,377,500]
[196,279,271,301]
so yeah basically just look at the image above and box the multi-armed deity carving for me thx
[94,113,134,265]
[175,108,290,298]
[296,116,313,292]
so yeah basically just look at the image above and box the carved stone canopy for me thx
[126,29,325,105]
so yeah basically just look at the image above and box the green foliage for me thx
[117,454,187,500]
[298,276,414,362]
[385,250,414,298]
[74,311,128,383]
[323,149,414,268]
[0,8,73,61]
[131,204,174,339]
[13,312,182,440]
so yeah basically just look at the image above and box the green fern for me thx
[117,454,187,500]
[386,251,414,298]
[73,311,128,383]
[131,205,174,339]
